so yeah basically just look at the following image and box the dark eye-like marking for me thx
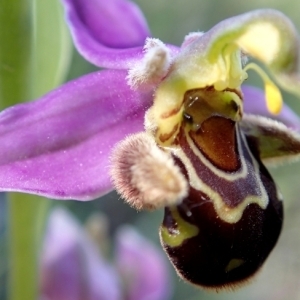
[230,100,239,112]
[183,112,193,123]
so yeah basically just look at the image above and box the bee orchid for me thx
[1,0,300,290]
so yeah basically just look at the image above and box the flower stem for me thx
[0,0,33,109]
[8,193,50,300]
[1,0,70,299]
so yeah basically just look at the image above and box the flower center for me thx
[183,87,242,128]
[144,37,283,148]
[147,86,243,147]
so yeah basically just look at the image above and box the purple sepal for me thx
[0,70,152,200]
[62,0,150,69]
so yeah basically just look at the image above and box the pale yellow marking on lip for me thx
[172,132,269,224]
[225,258,245,273]
[160,207,199,247]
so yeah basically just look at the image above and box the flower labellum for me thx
[159,88,283,289]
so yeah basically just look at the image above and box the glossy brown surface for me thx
[190,116,240,172]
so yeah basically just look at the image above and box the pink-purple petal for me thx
[62,0,150,69]
[242,85,300,130]
[40,207,121,300]
[115,226,172,300]
[0,70,152,200]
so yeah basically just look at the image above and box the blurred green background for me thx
[1,0,300,299]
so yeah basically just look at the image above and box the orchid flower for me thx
[1,0,300,290]
[40,208,171,300]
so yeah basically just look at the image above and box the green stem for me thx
[8,193,50,300]
[0,3,38,298]
[1,0,71,298]
[0,0,33,108]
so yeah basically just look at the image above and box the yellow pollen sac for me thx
[265,82,282,114]
[244,63,283,115]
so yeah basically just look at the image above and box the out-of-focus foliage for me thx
[0,0,71,107]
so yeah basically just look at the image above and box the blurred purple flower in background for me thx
[40,208,172,300]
